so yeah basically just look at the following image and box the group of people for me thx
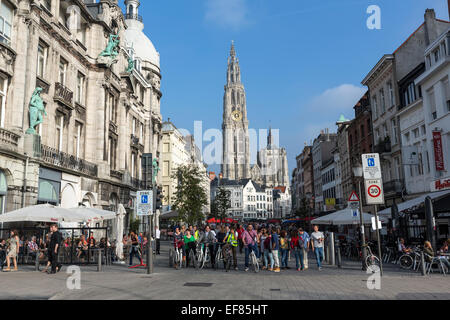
[399,237,450,269]
[1,224,62,273]
[171,223,328,272]
[122,227,161,266]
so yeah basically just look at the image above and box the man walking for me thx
[48,224,62,274]
[155,226,161,255]
[271,228,280,272]
[237,224,245,254]
[311,225,324,270]
[242,224,258,272]
[299,228,310,269]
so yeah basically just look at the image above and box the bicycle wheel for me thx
[251,252,260,273]
[175,250,181,270]
[189,250,198,269]
[225,252,232,272]
[365,254,380,271]
[399,254,413,270]
[215,249,221,270]
[196,250,203,269]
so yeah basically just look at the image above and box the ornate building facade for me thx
[0,0,163,230]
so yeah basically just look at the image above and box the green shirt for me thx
[184,235,196,250]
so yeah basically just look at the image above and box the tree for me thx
[171,164,208,226]
[210,187,231,222]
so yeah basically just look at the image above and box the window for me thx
[132,117,136,135]
[74,121,83,158]
[107,92,117,123]
[0,170,7,214]
[163,161,169,177]
[108,137,117,170]
[0,76,7,128]
[404,132,410,144]
[434,49,440,62]
[421,125,426,136]
[76,73,85,105]
[395,157,401,180]
[428,89,437,120]
[59,58,68,85]
[444,79,450,113]
[372,95,378,119]
[131,153,137,178]
[383,123,388,138]
[37,42,48,78]
[418,152,424,175]
[391,119,398,145]
[380,88,386,113]
[163,143,170,153]
[0,0,13,46]
[426,55,432,68]
[56,114,64,151]
[388,82,394,107]
[413,128,419,139]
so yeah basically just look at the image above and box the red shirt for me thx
[237,228,244,240]
[290,236,300,249]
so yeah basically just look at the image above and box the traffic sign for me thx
[362,153,382,179]
[348,202,359,210]
[371,216,382,230]
[348,191,360,202]
[136,190,153,216]
[352,209,359,217]
[364,179,385,205]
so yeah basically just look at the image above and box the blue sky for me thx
[121,0,448,175]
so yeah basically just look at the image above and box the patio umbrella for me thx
[0,204,87,223]
[115,204,126,261]
[69,206,116,223]
[312,208,388,226]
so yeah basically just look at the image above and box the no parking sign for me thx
[364,179,385,205]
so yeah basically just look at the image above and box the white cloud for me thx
[205,0,248,30]
[307,84,366,115]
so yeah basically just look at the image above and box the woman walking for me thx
[280,230,289,270]
[4,230,20,272]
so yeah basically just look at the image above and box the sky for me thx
[120,0,449,176]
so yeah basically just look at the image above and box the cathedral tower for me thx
[221,42,251,180]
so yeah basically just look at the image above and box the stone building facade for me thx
[0,0,163,230]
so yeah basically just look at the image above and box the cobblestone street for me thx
[0,242,448,300]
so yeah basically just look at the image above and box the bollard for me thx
[97,249,102,272]
[421,251,426,276]
[329,232,335,266]
[336,243,342,268]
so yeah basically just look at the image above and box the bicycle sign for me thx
[364,179,384,205]
[136,190,153,216]
[362,153,382,179]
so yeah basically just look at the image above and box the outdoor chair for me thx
[426,255,447,276]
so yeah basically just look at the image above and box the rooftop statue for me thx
[99,33,120,58]
[152,158,159,185]
[26,87,46,135]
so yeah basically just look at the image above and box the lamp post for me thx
[353,164,367,271]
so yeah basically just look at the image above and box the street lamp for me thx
[352,163,367,271]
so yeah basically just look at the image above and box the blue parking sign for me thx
[368,158,375,167]
[141,195,148,204]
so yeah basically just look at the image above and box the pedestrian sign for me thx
[364,179,385,205]
[136,190,153,216]
[348,191,360,202]
[362,153,382,179]
[352,210,358,217]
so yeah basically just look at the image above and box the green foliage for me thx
[211,187,231,221]
[296,197,310,218]
[129,216,140,234]
[171,164,208,226]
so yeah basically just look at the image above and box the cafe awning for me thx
[312,208,388,225]
[378,190,450,215]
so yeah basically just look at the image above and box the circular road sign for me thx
[367,184,381,198]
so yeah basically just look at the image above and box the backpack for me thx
[298,235,305,249]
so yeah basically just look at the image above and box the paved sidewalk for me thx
[0,242,448,300]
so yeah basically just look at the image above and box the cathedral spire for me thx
[268,126,273,147]
[230,40,236,58]
[227,41,241,85]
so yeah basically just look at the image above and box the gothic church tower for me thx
[221,42,251,180]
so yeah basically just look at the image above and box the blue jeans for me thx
[293,247,304,270]
[281,249,289,268]
[129,246,141,265]
[264,249,274,269]
[245,244,257,268]
[314,247,324,268]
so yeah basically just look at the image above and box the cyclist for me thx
[193,226,200,241]
[184,230,196,268]
[242,224,258,272]
[199,225,217,268]
[223,226,238,270]
[173,227,185,268]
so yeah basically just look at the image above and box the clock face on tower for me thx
[231,110,243,122]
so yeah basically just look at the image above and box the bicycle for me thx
[186,245,198,269]
[223,245,233,272]
[364,243,381,271]
[215,244,225,270]
[249,248,260,273]
[197,243,212,269]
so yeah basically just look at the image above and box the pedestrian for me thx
[223,226,238,270]
[184,230,196,268]
[290,230,305,271]
[311,225,325,270]
[129,231,141,266]
[237,224,245,254]
[280,230,289,270]
[242,224,258,272]
[263,230,274,271]
[271,228,280,272]
[199,225,216,268]
[48,224,62,274]
[0,239,6,271]
[299,228,310,269]
[260,228,267,270]
[155,226,161,255]
[3,230,19,272]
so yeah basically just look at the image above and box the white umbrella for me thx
[0,204,87,223]
[115,204,126,261]
[312,208,388,226]
[69,206,116,223]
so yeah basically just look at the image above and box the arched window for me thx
[0,170,6,214]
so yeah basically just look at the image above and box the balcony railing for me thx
[383,179,404,194]
[40,144,98,177]
[110,170,123,180]
[54,82,73,107]
[374,139,391,154]
[0,128,20,152]
[124,13,143,22]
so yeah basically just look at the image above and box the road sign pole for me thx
[374,204,383,276]
[358,181,367,271]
